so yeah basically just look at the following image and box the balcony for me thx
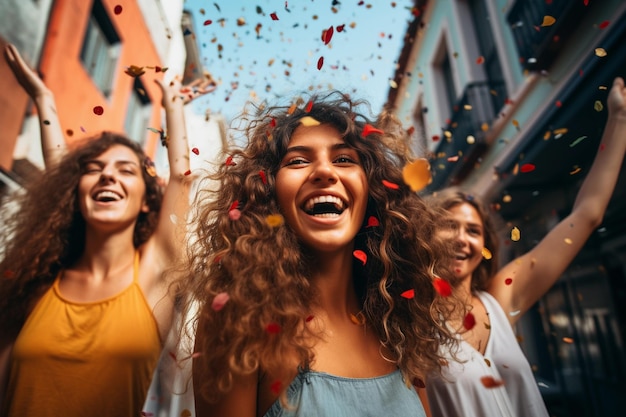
[506,0,594,71]
[427,82,498,191]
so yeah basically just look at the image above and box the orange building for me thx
[0,0,166,171]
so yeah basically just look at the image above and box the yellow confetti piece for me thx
[389,79,398,89]
[266,214,284,227]
[299,116,320,127]
[513,163,519,175]
[594,100,604,112]
[503,195,512,203]
[564,238,572,244]
[541,16,556,27]
[287,103,297,114]
[553,128,568,136]
[512,119,519,127]
[466,135,475,144]
[482,247,492,260]
[402,158,432,192]
[464,104,473,110]
[562,337,574,344]
[481,123,489,132]
[511,227,521,241]
[595,48,607,57]
[543,131,551,140]
[484,358,491,367]
[570,166,581,175]
[181,409,192,417]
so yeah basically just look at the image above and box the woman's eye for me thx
[334,155,357,164]
[285,158,308,166]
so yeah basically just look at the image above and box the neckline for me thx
[53,251,140,305]
[459,291,492,357]
[303,367,401,382]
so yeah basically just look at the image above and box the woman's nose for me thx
[310,160,338,184]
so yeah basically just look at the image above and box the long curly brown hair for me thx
[426,187,500,292]
[0,132,162,343]
[176,91,461,403]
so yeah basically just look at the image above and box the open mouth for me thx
[93,190,122,202]
[303,195,346,217]
[455,253,469,261]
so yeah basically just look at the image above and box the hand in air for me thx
[607,77,626,120]
[155,72,217,107]
[4,44,53,100]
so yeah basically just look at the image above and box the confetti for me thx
[317,56,324,70]
[598,20,610,29]
[541,16,556,27]
[564,238,572,244]
[509,310,521,316]
[382,179,399,190]
[93,106,104,115]
[484,358,491,367]
[361,124,384,137]
[569,136,587,147]
[191,147,199,155]
[211,292,230,311]
[402,158,431,192]
[259,170,267,184]
[505,278,513,285]
[300,116,320,127]
[366,216,380,227]
[229,209,241,221]
[124,65,145,77]
[482,247,492,260]
[476,56,485,64]
[266,322,281,334]
[401,289,415,299]
[594,100,604,112]
[595,48,607,57]
[225,155,236,166]
[270,380,282,394]
[511,227,521,241]
[323,26,334,45]
[305,315,314,322]
[113,5,122,15]
[480,376,505,388]
[353,250,367,265]
[520,163,535,173]
[463,312,476,330]
[562,337,574,344]
[266,214,284,227]
[181,410,192,417]
[433,277,452,297]
[203,20,212,26]
[270,12,279,20]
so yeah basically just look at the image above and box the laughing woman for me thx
[0,44,214,416]
[175,92,461,417]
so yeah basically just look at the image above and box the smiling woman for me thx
[0,44,216,416]
[174,91,462,417]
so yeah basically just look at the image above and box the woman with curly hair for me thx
[0,44,215,416]
[425,77,626,417]
[177,91,461,416]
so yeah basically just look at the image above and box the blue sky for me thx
[182,0,415,122]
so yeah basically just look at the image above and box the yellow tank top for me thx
[3,252,161,417]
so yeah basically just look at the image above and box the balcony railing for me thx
[506,0,594,71]
[427,82,498,191]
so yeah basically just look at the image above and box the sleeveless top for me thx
[426,291,549,417]
[2,252,161,417]
[264,368,427,417]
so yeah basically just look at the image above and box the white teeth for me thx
[303,195,345,212]
[94,191,121,201]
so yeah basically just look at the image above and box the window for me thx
[124,78,152,145]
[80,0,121,97]
[468,0,507,113]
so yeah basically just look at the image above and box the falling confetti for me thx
[562,337,574,344]
[113,5,122,15]
[366,216,380,227]
[511,227,521,241]
[433,277,452,297]
[509,310,521,316]
[323,26,334,45]
[541,16,556,27]
[259,170,267,184]
[270,12,279,20]
[569,136,587,147]
[211,292,230,311]
[266,214,284,227]
[317,56,324,70]
[382,179,400,190]
[401,289,415,299]
[191,147,199,155]
[361,124,384,138]
[463,312,476,330]
[594,100,604,111]
[564,238,572,245]
[300,116,321,126]
[505,278,513,285]
[93,106,104,115]
[353,250,367,265]
[520,163,535,173]
[595,48,607,57]
[482,247,492,260]
[598,20,610,29]
[480,376,505,388]
[402,158,431,192]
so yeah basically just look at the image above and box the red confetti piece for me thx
[259,170,267,184]
[270,118,277,127]
[204,19,212,26]
[432,135,440,142]
[184,170,191,176]
[476,56,485,64]
[323,26,334,45]
[336,24,345,32]
[401,289,415,299]
[270,380,282,394]
[353,250,367,265]
[270,12,279,20]
[113,5,122,15]
[93,106,104,115]
[305,315,314,322]
[266,322,281,334]
[317,56,324,70]
[211,292,230,311]
[598,20,610,29]
[225,155,236,166]
[555,100,562,107]
[382,179,399,190]
[520,163,535,173]
[191,147,199,155]
[366,216,379,227]
[361,124,384,138]
[463,312,476,330]
[505,278,513,285]
[229,200,239,211]
[480,375,505,388]
[433,277,452,297]
[305,100,314,112]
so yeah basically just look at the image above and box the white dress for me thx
[427,291,550,417]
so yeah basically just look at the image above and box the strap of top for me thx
[133,250,140,283]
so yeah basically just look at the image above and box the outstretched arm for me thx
[3,44,66,168]
[151,75,217,267]
[491,77,626,323]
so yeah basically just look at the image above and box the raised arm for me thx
[491,77,626,322]
[150,75,216,266]
[3,44,66,168]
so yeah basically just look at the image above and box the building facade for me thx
[390,1,626,415]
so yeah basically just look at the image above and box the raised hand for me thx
[4,44,52,100]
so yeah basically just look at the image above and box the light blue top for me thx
[264,369,426,417]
